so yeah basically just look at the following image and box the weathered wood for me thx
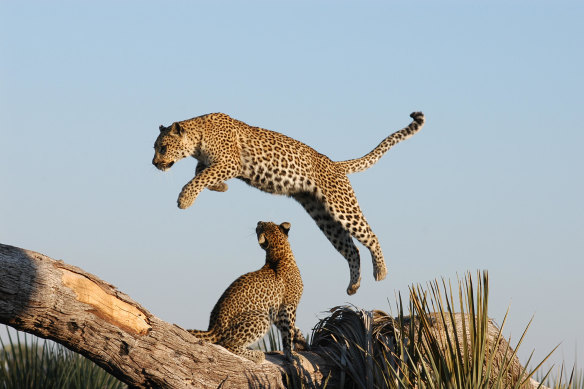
[0,243,336,388]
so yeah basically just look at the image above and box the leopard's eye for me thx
[159,145,167,155]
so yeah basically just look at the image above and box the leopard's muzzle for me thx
[153,160,174,171]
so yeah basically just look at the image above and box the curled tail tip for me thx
[410,111,425,124]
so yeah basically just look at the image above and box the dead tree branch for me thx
[0,243,335,388]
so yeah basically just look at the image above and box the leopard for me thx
[152,111,425,295]
[187,221,306,363]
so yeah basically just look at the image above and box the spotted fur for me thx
[153,112,425,294]
[187,221,306,363]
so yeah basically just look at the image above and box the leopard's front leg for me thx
[195,161,229,192]
[275,305,301,361]
[178,161,239,209]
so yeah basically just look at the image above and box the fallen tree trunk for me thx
[0,243,336,388]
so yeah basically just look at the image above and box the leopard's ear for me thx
[159,124,165,132]
[279,222,291,236]
[170,122,185,136]
[258,233,269,249]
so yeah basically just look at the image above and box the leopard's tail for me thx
[336,112,425,175]
[187,328,220,343]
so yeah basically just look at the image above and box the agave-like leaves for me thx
[537,364,584,389]
[309,271,559,389]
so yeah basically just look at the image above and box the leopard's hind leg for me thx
[293,192,362,295]
[219,310,271,363]
[334,196,386,282]
[311,176,387,285]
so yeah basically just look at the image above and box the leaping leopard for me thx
[152,111,425,295]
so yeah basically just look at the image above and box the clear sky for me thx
[1,0,583,373]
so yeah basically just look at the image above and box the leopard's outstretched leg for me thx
[293,192,362,295]
[178,161,239,209]
[317,179,387,283]
[344,215,386,281]
[195,161,229,192]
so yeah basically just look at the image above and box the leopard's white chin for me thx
[154,161,175,171]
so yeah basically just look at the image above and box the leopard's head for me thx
[152,122,193,171]
[256,221,291,251]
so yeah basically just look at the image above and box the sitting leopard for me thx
[187,221,306,363]
[153,111,425,295]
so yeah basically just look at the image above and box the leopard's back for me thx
[207,268,284,330]
[237,124,326,195]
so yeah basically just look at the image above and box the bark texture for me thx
[0,243,335,388]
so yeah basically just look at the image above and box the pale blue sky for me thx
[1,1,583,372]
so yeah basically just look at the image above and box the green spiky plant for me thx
[538,364,584,389]
[253,325,311,354]
[253,325,283,353]
[309,271,557,389]
[0,328,126,389]
[253,326,319,388]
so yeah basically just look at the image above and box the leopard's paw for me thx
[177,191,195,209]
[208,182,228,192]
